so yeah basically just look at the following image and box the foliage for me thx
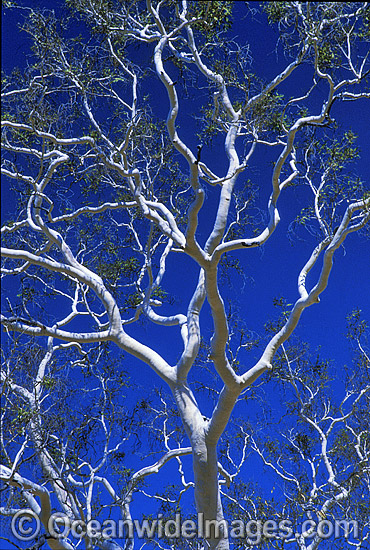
[1,2,370,550]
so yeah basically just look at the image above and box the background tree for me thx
[1,2,369,549]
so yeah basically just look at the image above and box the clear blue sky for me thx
[1,2,370,549]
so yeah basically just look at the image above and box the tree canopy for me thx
[1,2,370,550]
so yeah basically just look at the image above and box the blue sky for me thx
[1,2,370,549]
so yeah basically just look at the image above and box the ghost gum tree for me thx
[1,1,370,549]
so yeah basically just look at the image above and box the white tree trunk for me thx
[193,443,229,550]
[172,383,229,549]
